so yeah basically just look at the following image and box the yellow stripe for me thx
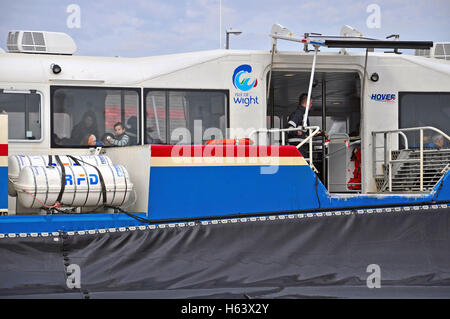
[151,156,308,167]
[0,114,7,144]
[0,157,7,167]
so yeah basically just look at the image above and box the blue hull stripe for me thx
[0,166,7,210]
[148,165,450,220]
[0,213,148,234]
[1,164,449,234]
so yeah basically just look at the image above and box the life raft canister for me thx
[348,146,361,190]
[205,138,254,145]
[15,164,133,209]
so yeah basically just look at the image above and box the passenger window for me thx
[145,89,228,145]
[0,90,41,141]
[146,91,167,144]
[51,87,140,147]
[399,92,450,148]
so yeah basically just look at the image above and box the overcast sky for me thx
[0,0,449,57]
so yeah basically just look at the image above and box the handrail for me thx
[325,139,361,159]
[372,126,450,138]
[297,126,321,148]
[372,130,409,150]
[327,132,350,141]
[372,126,450,146]
[249,126,321,168]
[372,126,450,192]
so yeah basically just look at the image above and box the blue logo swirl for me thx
[232,64,258,91]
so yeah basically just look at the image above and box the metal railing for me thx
[249,126,321,169]
[326,135,362,191]
[372,126,450,192]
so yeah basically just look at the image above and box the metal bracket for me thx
[384,34,402,54]
[303,33,322,53]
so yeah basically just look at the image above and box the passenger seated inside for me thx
[107,122,129,146]
[70,110,99,145]
[426,134,445,149]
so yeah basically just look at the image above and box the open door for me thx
[265,24,433,193]
[267,71,361,191]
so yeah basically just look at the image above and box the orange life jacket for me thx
[205,138,254,145]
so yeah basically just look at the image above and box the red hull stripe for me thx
[0,144,8,156]
[151,145,303,158]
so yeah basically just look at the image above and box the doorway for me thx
[267,71,361,192]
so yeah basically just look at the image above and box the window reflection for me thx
[399,93,450,148]
[51,87,140,147]
[145,90,227,145]
[0,91,41,140]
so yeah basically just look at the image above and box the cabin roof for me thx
[0,48,449,85]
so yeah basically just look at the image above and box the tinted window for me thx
[0,91,41,140]
[146,91,167,144]
[399,92,450,148]
[51,87,140,147]
[145,90,228,145]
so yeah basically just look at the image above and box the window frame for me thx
[143,88,230,145]
[50,85,142,148]
[398,91,450,148]
[399,91,450,131]
[0,89,44,143]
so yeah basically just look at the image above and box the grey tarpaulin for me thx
[1,205,450,298]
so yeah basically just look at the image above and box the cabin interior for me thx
[267,71,362,193]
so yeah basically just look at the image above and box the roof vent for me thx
[6,31,77,55]
[415,42,450,60]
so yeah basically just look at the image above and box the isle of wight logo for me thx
[232,64,260,107]
[232,64,258,92]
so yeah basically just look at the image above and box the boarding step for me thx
[377,148,450,193]
[409,149,450,155]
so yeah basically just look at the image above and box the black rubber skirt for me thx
[1,205,449,298]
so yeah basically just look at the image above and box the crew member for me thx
[286,93,317,156]
[286,93,327,159]
[286,93,312,144]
